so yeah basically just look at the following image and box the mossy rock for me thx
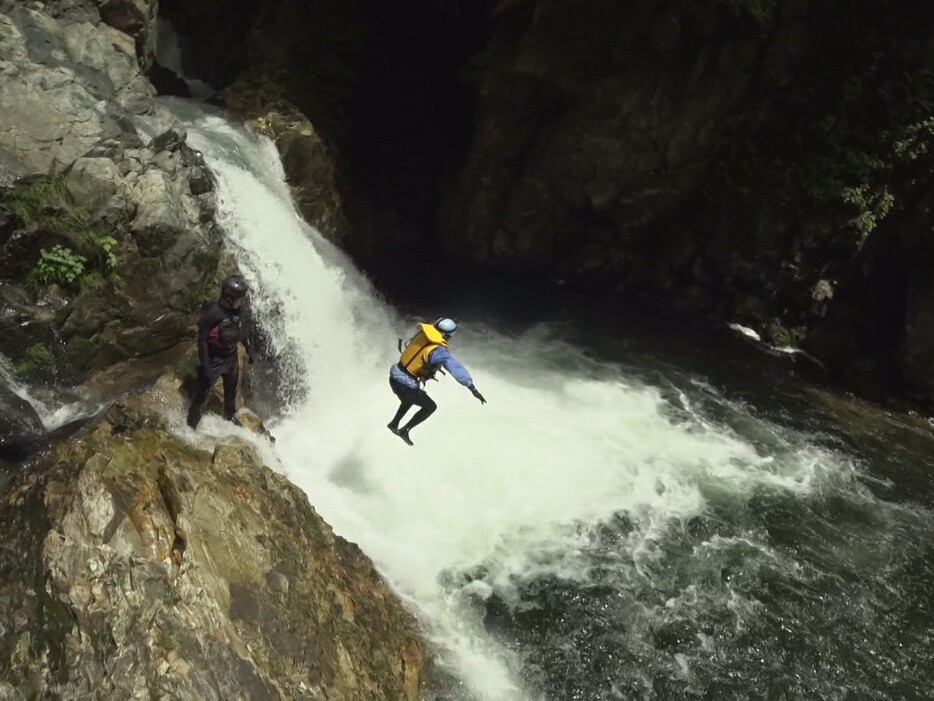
[0,399,429,698]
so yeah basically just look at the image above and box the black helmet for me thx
[220,275,249,299]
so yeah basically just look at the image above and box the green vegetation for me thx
[5,177,122,289]
[29,245,87,286]
[706,1,934,248]
[15,344,54,379]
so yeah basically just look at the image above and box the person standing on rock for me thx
[187,276,254,429]
[387,317,486,445]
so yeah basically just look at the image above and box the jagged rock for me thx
[0,681,23,700]
[64,156,135,223]
[187,166,212,195]
[100,23,136,58]
[0,149,221,385]
[0,400,428,699]
[219,86,351,244]
[0,4,224,388]
[97,0,159,69]
[0,4,155,181]
[0,8,123,182]
[98,0,148,37]
[151,126,187,153]
[60,20,154,113]
[129,168,188,251]
[234,408,276,443]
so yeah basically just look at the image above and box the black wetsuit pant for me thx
[187,354,239,428]
[388,376,437,432]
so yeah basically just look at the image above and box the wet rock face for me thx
[0,4,222,387]
[0,400,427,699]
[0,382,44,460]
[243,104,350,246]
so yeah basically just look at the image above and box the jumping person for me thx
[387,317,486,445]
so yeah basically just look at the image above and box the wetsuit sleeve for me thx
[196,305,221,373]
[429,347,474,387]
[241,302,254,359]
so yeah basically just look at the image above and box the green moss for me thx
[15,344,55,379]
[157,627,177,650]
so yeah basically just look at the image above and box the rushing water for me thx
[158,101,934,701]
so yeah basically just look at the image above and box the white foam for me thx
[728,323,761,341]
[180,113,854,700]
[0,354,95,431]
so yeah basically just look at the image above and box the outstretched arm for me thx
[429,347,486,404]
[429,347,473,386]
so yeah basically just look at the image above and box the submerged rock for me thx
[0,399,428,699]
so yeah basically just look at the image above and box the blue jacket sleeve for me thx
[428,347,474,387]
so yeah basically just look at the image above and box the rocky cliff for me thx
[0,1,221,394]
[0,389,425,700]
[0,3,431,698]
[159,0,934,405]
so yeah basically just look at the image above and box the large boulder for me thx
[0,399,428,699]
[0,5,154,183]
[220,83,351,245]
[97,0,159,69]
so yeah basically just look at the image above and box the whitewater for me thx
[147,104,934,701]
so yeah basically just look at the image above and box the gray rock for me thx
[61,21,154,113]
[128,167,187,254]
[97,0,159,69]
[65,156,134,222]
[0,2,223,388]
[0,5,152,182]
[0,681,25,701]
[152,149,179,173]
[0,398,428,700]
[811,279,835,302]
[151,126,187,153]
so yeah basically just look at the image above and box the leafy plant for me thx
[842,185,895,243]
[89,233,119,272]
[29,245,87,287]
[6,177,124,288]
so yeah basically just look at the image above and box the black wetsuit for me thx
[186,300,251,428]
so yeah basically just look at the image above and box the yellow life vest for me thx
[398,323,448,379]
